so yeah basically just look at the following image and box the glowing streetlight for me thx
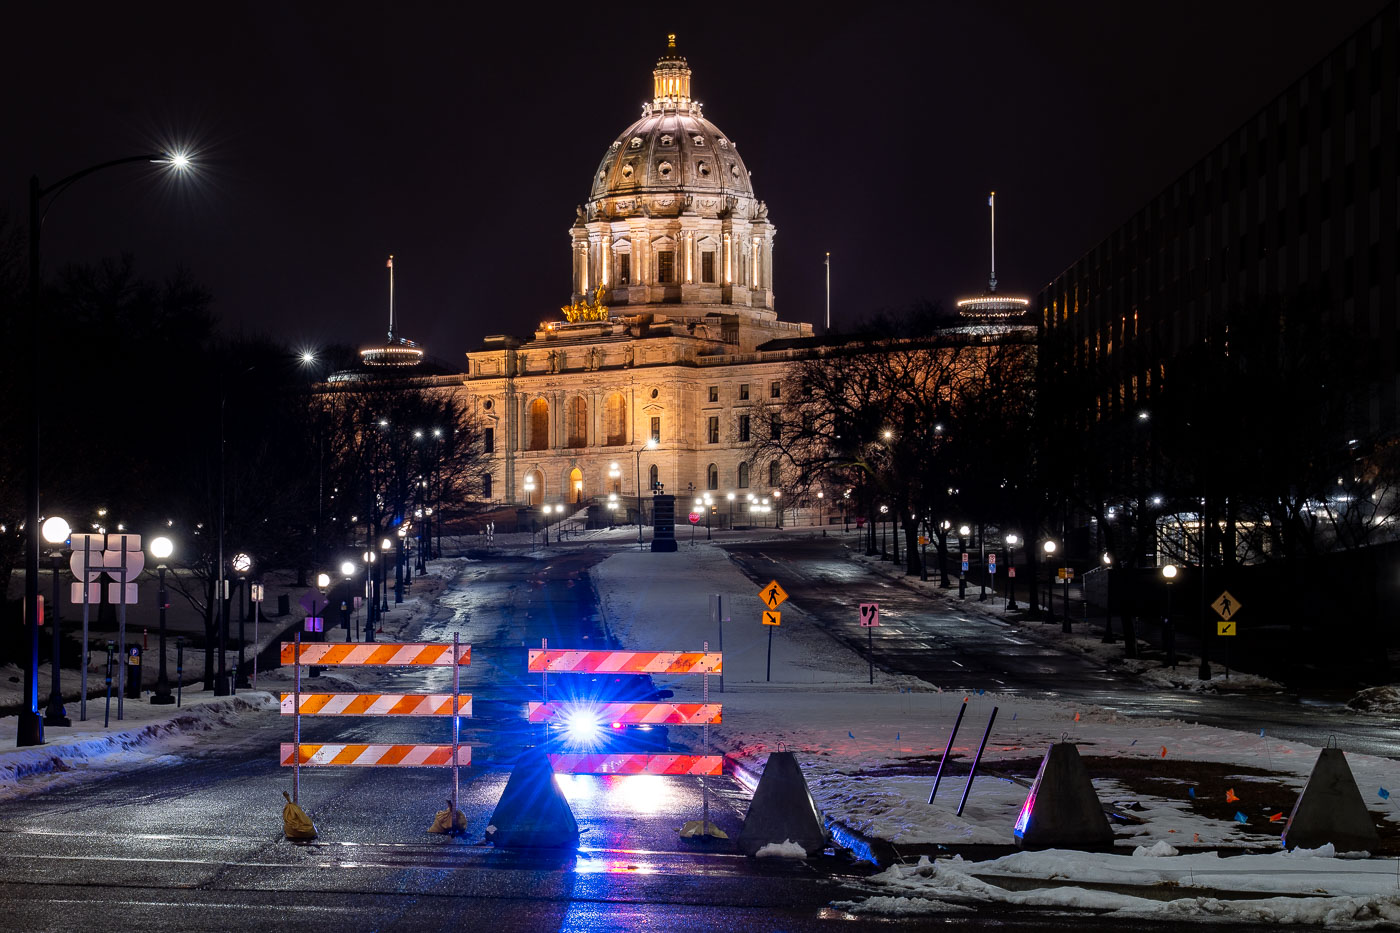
[149,536,176,705]
[1161,564,1179,667]
[40,517,71,725]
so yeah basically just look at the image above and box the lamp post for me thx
[1042,540,1058,623]
[380,538,392,613]
[524,474,536,506]
[1005,534,1019,610]
[728,491,736,529]
[636,437,658,551]
[232,553,251,689]
[880,505,890,559]
[958,524,971,598]
[363,549,377,641]
[1161,563,1178,668]
[41,516,71,726]
[1100,552,1116,643]
[341,560,356,640]
[773,489,783,529]
[149,536,175,705]
[938,520,952,587]
[20,152,190,747]
[703,493,713,540]
[394,526,406,603]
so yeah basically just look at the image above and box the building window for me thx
[618,253,631,285]
[738,415,750,442]
[768,461,781,486]
[701,252,715,282]
[708,385,718,402]
[738,462,750,488]
[707,463,719,490]
[770,414,781,440]
[770,381,781,398]
[483,427,494,454]
[739,383,749,400]
[482,472,493,498]
[650,416,661,442]
[707,416,719,443]
[657,250,676,283]
[649,464,659,490]
[567,396,587,448]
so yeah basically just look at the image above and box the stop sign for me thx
[688,511,701,524]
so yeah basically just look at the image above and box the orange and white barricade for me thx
[281,633,470,824]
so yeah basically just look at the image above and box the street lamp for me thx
[1042,540,1058,622]
[1005,533,1019,610]
[1100,552,1116,643]
[1161,564,1178,668]
[636,436,658,551]
[20,152,192,747]
[363,549,378,642]
[41,516,71,726]
[232,553,252,689]
[524,474,536,506]
[380,537,392,613]
[773,489,783,529]
[958,524,972,599]
[149,536,176,705]
[341,560,357,639]
[609,462,621,496]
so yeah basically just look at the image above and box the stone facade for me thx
[463,37,812,510]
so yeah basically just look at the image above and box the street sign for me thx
[758,580,788,609]
[762,610,782,627]
[688,511,701,524]
[1217,620,1237,636]
[1056,568,1074,582]
[961,552,969,562]
[859,602,879,627]
[918,535,929,545]
[304,617,324,632]
[1211,591,1241,621]
[988,554,997,568]
[1009,567,1016,578]
[251,584,265,602]
[961,560,969,572]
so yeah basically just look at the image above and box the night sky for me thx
[5,2,1390,363]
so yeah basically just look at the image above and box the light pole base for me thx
[149,689,175,706]
[213,673,232,696]
[16,712,43,746]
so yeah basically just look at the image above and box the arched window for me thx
[604,393,627,446]
[567,396,587,448]
[569,467,584,503]
[768,461,781,487]
[649,464,659,491]
[707,463,718,490]
[527,399,549,451]
[737,462,750,488]
[523,469,544,505]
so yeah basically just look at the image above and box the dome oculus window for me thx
[629,137,643,149]
[621,163,634,179]
[729,163,741,179]
[660,134,674,146]
[657,161,673,179]
[650,388,659,399]
[697,161,711,177]
[693,135,705,146]
[483,399,493,410]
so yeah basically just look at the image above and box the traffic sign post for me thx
[1211,591,1241,679]
[859,602,879,684]
[758,580,788,683]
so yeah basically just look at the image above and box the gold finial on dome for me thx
[653,34,692,109]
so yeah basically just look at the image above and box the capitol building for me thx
[463,36,815,514]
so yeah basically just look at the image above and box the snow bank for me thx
[755,840,808,858]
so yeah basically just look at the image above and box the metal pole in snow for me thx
[452,631,461,820]
[293,631,302,804]
[956,706,999,818]
[928,697,968,805]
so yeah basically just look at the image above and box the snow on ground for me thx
[588,537,1400,920]
[1350,686,1400,714]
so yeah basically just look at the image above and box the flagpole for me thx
[387,254,395,341]
[824,251,830,333]
[988,193,997,293]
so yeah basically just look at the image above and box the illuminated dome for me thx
[568,35,775,319]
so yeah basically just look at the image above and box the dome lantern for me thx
[652,34,692,111]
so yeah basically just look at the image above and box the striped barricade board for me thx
[527,650,721,675]
[280,642,470,666]
[548,753,722,776]
[281,694,472,716]
[280,743,471,767]
[527,701,720,725]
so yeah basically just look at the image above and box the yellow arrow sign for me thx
[1217,620,1237,636]
[762,610,782,627]
[1212,591,1241,621]
[758,580,789,609]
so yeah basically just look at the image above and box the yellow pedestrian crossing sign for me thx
[1217,620,1237,636]
[1211,591,1241,621]
[762,610,782,626]
[759,580,788,609]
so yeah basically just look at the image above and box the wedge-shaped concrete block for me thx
[737,751,828,857]
[1013,742,1114,850]
[486,748,579,848]
[1282,747,1380,852]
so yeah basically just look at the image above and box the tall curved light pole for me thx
[149,536,175,705]
[636,437,658,551]
[41,516,71,726]
[21,152,190,746]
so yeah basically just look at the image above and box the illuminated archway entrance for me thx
[569,467,584,504]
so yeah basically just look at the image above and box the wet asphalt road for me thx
[724,537,1400,761]
[0,542,1371,930]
